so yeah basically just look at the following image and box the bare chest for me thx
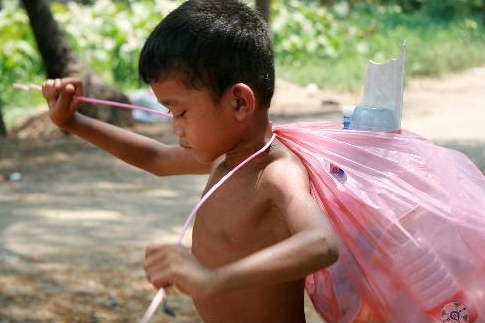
[191,174,288,267]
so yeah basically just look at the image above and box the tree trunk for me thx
[0,100,6,137]
[255,0,270,23]
[21,0,133,127]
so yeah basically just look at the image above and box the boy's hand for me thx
[144,244,217,298]
[42,78,83,129]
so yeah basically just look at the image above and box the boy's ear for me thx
[228,83,255,121]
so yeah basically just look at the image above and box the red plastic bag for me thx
[274,121,485,323]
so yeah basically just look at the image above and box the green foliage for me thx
[273,0,485,92]
[0,0,184,127]
[0,1,44,108]
[0,0,180,102]
[272,0,343,64]
[1,0,485,126]
[421,0,467,20]
[50,0,182,87]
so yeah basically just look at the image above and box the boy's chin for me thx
[193,153,218,165]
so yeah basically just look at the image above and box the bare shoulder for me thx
[259,139,334,238]
[256,138,332,235]
[260,139,310,196]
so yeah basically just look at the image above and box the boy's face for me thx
[151,78,239,163]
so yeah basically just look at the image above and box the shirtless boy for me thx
[42,1,338,322]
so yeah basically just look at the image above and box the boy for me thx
[42,1,338,322]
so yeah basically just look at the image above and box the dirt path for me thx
[1,67,484,323]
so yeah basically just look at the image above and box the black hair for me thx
[138,0,275,109]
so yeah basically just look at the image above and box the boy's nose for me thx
[172,125,184,137]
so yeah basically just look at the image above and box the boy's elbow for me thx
[326,240,339,266]
[317,233,339,268]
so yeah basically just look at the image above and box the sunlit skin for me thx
[42,77,338,322]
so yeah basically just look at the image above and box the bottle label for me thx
[438,301,475,323]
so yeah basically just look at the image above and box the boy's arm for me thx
[42,79,210,176]
[60,112,208,176]
[209,160,338,294]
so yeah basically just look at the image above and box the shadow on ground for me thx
[0,130,203,322]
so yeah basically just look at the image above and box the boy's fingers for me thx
[54,78,62,90]
[42,80,59,108]
[61,78,83,96]
[42,79,56,97]
[56,84,76,110]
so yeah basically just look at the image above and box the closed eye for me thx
[176,111,187,118]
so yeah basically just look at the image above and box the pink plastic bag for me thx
[274,121,485,323]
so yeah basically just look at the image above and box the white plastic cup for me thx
[392,243,478,322]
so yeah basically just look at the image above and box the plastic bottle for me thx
[347,105,398,132]
[391,242,478,323]
[335,103,395,180]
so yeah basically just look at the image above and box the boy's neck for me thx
[223,119,273,169]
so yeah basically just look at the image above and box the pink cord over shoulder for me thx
[177,133,276,245]
[140,134,276,323]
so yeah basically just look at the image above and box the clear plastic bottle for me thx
[392,242,478,323]
[335,104,396,180]
[348,105,398,132]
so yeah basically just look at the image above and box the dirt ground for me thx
[1,67,485,323]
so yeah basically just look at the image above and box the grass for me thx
[276,12,485,93]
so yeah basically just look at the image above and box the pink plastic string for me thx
[177,133,276,246]
[139,288,166,323]
[139,134,276,323]
[13,83,172,118]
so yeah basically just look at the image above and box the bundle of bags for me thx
[275,122,485,322]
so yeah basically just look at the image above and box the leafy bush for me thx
[1,0,485,122]
[271,0,343,64]
[0,1,180,103]
[50,0,181,87]
[0,1,44,107]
